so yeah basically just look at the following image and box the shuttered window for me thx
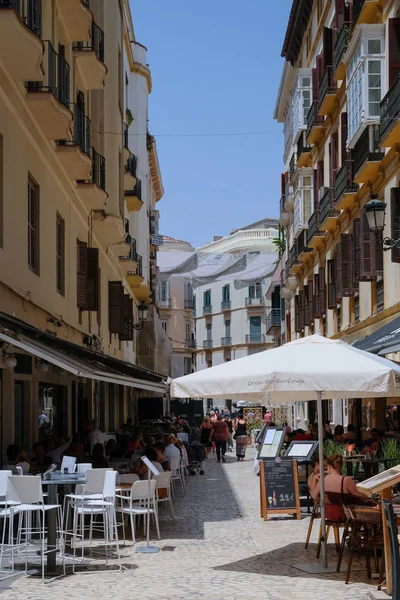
[28,176,39,274]
[391,188,400,263]
[327,259,336,309]
[340,234,353,296]
[109,281,125,334]
[353,218,361,284]
[340,113,348,165]
[307,280,314,325]
[120,294,134,341]
[319,267,326,317]
[56,214,65,296]
[360,209,377,280]
[389,18,400,88]
[299,290,305,331]
[336,244,342,300]
[314,273,321,319]
[304,285,309,326]
[295,295,300,333]
[323,27,334,69]
[77,241,99,310]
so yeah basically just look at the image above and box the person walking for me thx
[234,414,248,462]
[210,414,229,463]
[225,416,234,451]
[200,416,213,457]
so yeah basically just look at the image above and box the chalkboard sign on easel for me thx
[260,459,301,521]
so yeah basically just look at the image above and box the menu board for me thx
[257,427,285,459]
[356,464,400,496]
[260,459,301,520]
[285,440,319,461]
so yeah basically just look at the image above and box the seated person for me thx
[342,424,356,443]
[293,428,312,441]
[3,444,31,474]
[69,434,85,459]
[30,442,52,474]
[313,453,369,522]
[143,446,164,474]
[106,438,118,461]
[91,443,110,469]
[154,442,170,471]
[164,435,181,460]
[307,455,327,501]
[123,434,143,459]
[333,425,344,442]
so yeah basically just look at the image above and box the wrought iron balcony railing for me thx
[184,299,194,310]
[123,122,129,149]
[73,21,105,63]
[333,22,351,75]
[307,209,321,245]
[380,73,400,144]
[245,297,265,307]
[57,104,91,156]
[221,301,232,311]
[319,66,337,108]
[203,339,213,349]
[297,130,311,159]
[353,124,384,177]
[266,308,281,332]
[306,100,324,141]
[159,298,171,308]
[319,187,338,224]
[245,333,265,344]
[27,40,70,108]
[334,160,358,205]
[125,153,137,178]
[1,0,41,34]
[203,305,212,315]
[221,337,232,347]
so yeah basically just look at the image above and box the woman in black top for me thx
[234,415,248,462]
[91,443,110,469]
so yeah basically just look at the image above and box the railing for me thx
[91,148,106,190]
[57,104,91,155]
[297,131,311,158]
[82,0,90,6]
[307,209,321,244]
[306,100,324,140]
[289,242,298,268]
[353,124,384,177]
[137,254,142,277]
[125,178,142,200]
[320,187,338,224]
[198,228,279,253]
[245,297,264,307]
[334,22,351,74]
[73,21,105,63]
[203,340,213,349]
[334,160,358,205]
[130,238,138,262]
[245,333,265,344]
[296,229,307,258]
[0,0,41,36]
[319,66,336,108]
[184,299,194,310]
[186,337,196,349]
[203,305,212,315]
[124,218,129,234]
[353,0,365,24]
[123,122,129,149]
[125,153,137,179]
[221,301,231,311]
[380,74,400,143]
[27,40,70,108]
[280,194,286,214]
[221,337,232,347]
[289,152,296,180]
[158,298,171,308]
[266,308,281,332]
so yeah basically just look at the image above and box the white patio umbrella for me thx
[170,334,400,567]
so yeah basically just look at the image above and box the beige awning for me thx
[0,331,166,394]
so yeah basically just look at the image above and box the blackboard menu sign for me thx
[260,459,301,521]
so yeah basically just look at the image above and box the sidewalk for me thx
[3,450,376,600]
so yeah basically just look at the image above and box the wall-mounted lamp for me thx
[0,343,17,369]
[132,301,149,331]
[36,359,49,373]
[365,194,400,250]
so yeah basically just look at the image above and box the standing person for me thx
[200,416,213,457]
[210,414,229,463]
[234,414,248,462]
[225,416,234,451]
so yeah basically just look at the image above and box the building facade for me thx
[275,0,400,432]
[0,0,168,460]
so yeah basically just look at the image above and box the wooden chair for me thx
[305,500,320,549]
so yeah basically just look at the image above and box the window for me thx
[161,320,168,334]
[56,214,65,295]
[206,323,212,341]
[301,77,312,124]
[222,285,230,302]
[347,29,385,146]
[250,316,261,337]
[225,319,231,338]
[248,283,261,299]
[159,281,169,302]
[376,279,384,313]
[203,290,211,307]
[184,281,193,301]
[77,241,99,311]
[28,176,39,274]
[184,357,192,375]
[185,321,191,341]
[291,69,312,141]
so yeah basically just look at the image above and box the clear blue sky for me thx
[130,1,291,247]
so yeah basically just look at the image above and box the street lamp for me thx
[365,194,400,250]
[133,301,148,330]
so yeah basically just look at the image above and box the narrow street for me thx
[4,452,375,600]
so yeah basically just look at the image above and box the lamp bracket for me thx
[374,231,400,251]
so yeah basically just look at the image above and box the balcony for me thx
[334,160,358,210]
[333,23,351,81]
[296,229,312,262]
[76,147,107,210]
[266,308,281,336]
[245,333,266,344]
[118,238,138,275]
[221,337,232,347]
[289,152,296,183]
[353,125,384,184]
[318,66,337,116]
[73,21,106,90]
[221,301,231,311]
[319,187,339,231]
[126,254,144,288]
[280,194,286,214]
[184,299,194,310]
[124,153,137,189]
[380,74,400,147]
[353,0,380,26]
[186,337,196,349]
[123,122,130,161]
[245,297,265,308]
[158,298,171,309]
[56,0,92,42]
[26,41,72,140]
[289,242,299,271]
[307,209,324,248]
[56,104,92,180]
[297,131,312,167]
[203,305,213,315]
[203,340,213,350]
[0,0,43,81]
[306,101,324,145]
[125,178,143,212]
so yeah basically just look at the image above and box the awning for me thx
[353,315,400,355]
[0,330,166,395]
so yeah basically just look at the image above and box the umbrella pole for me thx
[317,391,328,568]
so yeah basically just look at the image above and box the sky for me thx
[130,1,291,248]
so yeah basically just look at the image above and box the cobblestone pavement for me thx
[2,450,378,600]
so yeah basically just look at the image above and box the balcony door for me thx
[160,281,169,302]
[203,290,211,307]
[250,316,261,341]
[225,319,231,339]
[248,282,261,299]
[206,323,212,341]
[222,285,230,302]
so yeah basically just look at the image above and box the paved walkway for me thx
[3,450,378,600]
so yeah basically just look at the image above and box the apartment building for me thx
[274,0,400,432]
[0,0,168,458]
